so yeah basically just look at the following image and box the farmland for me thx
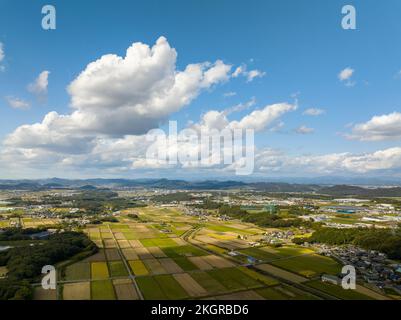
[0,202,389,301]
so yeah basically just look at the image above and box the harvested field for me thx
[255,264,308,284]
[147,246,167,258]
[188,257,213,270]
[143,258,166,274]
[113,279,139,300]
[216,290,264,300]
[173,273,207,297]
[83,250,106,262]
[203,255,235,268]
[129,240,143,248]
[105,249,121,261]
[63,282,91,300]
[34,287,57,300]
[159,258,183,273]
[122,248,138,260]
[135,247,153,259]
[104,239,117,248]
[117,240,131,249]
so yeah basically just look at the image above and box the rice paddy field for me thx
[28,206,374,300]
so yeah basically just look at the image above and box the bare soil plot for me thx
[135,247,153,259]
[122,248,139,260]
[147,246,167,258]
[33,287,57,300]
[159,258,183,273]
[173,273,207,297]
[129,240,143,248]
[83,250,107,262]
[113,279,139,300]
[215,290,264,300]
[143,258,166,275]
[63,282,91,300]
[203,255,235,268]
[104,239,117,248]
[105,249,121,261]
[188,257,213,270]
[117,240,131,249]
[114,232,126,240]
[255,264,308,284]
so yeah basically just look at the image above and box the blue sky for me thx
[1,0,401,179]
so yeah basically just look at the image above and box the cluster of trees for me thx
[218,205,310,228]
[0,227,52,241]
[303,227,401,259]
[152,192,193,203]
[0,230,97,300]
[89,216,119,224]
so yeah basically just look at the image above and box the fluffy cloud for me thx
[254,147,401,175]
[4,37,232,152]
[295,125,314,134]
[232,65,266,82]
[223,91,237,98]
[28,70,50,99]
[5,96,30,110]
[192,102,297,132]
[63,37,231,136]
[346,112,401,141]
[338,67,355,86]
[303,108,325,116]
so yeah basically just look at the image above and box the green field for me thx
[108,261,128,277]
[238,267,279,286]
[271,254,341,277]
[153,274,189,299]
[140,238,178,248]
[136,276,166,300]
[128,260,149,276]
[238,247,279,261]
[136,275,189,300]
[64,262,90,281]
[162,245,207,258]
[255,285,318,300]
[190,271,227,294]
[91,262,110,280]
[207,268,262,291]
[91,280,116,300]
[172,257,199,271]
[305,280,373,300]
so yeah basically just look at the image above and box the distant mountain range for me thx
[1,178,401,197]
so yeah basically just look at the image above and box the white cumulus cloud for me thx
[303,108,325,116]
[5,96,30,110]
[28,70,50,99]
[338,67,355,86]
[295,125,314,134]
[346,112,401,141]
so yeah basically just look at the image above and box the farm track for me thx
[107,224,144,300]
